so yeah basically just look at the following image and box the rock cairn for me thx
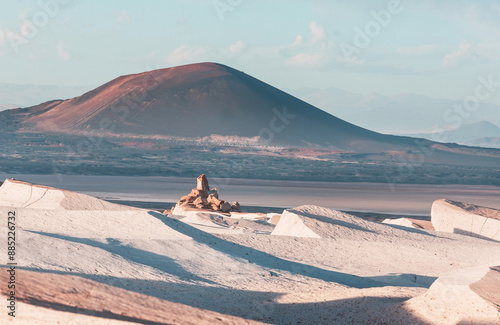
[173,174,241,213]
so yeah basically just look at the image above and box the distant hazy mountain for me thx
[288,88,500,134]
[0,83,91,110]
[407,121,500,149]
[0,104,19,111]
[404,121,500,147]
[468,136,500,149]
[5,62,429,152]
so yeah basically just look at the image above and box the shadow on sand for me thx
[149,211,383,289]
[19,212,440,324]
[14,268,432,325]
[26,230,214,284]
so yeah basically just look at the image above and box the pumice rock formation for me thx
[197,174,209,193]
[431,199,500,241]
[170,174,242,214]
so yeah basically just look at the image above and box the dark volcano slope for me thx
[9,62,427,152]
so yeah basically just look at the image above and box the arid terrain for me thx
[1,64,499,325]
[0,178,499,324]
[3,1,500,323]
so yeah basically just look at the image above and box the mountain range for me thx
[289,87,500,138]
[404,121,500,149]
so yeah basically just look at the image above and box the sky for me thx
[1,0,500,104]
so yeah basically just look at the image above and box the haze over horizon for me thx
[2,0,500,107]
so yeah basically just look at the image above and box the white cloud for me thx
[442,39,474,68]
[286,53,323,66]
[309,21,325,44]
[284,21,364,68]
[117,10,130,23]
[0,25,5,46]
[57,41,70,61]
[292,34,303,46]
[164,45,207,66]
[229,40,246,55]
[396,44,436,56]
[284,22,330,67]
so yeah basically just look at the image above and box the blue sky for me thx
[1,0,500,104]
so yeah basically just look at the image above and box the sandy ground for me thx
[1,179,499,324]
[0,268,264,325]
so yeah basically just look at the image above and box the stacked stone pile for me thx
[173,174,241,213]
